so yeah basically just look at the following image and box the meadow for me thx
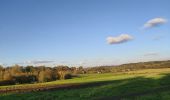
[1,68,170,100]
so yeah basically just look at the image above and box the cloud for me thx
[143,52,159,56]
[107,34,133,44]
[152,35,163,41]
[59,61,69,64]
[144,17,167,28]
[24,60,55,64]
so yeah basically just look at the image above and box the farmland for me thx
[1,68,170,100]
[1,0,169,99]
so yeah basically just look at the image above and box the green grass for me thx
[134,91,170,100]
[1,68,170,100]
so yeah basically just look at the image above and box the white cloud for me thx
[107,34,133,44]
[24,60,55,64]
[144,17,167,28]
[143,52,159,56]
[77,58,120,67]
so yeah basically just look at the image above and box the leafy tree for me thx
[3,70,12,80]
[55,66,69,80]
[38,71,45,82]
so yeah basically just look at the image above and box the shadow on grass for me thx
[97,73,170,100]
[1,74,170,100]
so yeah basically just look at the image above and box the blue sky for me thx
[0,0,170,67]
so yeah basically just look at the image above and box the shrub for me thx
[13,75,37,84]
[64,73,72,79]
[0,80,15,86]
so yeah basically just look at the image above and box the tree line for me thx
[0,65,86,86]
[0,60,170,86]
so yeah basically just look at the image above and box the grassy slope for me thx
[1,68,170,100]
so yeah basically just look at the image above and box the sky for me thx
[0,0,170,67]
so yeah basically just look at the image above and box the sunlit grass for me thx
[1,68,170,89]
[1,68,170,100]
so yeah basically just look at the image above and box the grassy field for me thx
[1,68,170,100]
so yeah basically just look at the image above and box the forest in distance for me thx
[0,60,170,86]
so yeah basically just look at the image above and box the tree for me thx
[38,71,45,82]
[70,67,77,74]
[0,66,4,80]
[25,66,34,74]
[44,68,53,82]
[55,66,69,80]
[11,64,22,76]
[3,70,12,80]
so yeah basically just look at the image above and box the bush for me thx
[0,80,15,86]
[13,75,37,84]
[64,73,72,79]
